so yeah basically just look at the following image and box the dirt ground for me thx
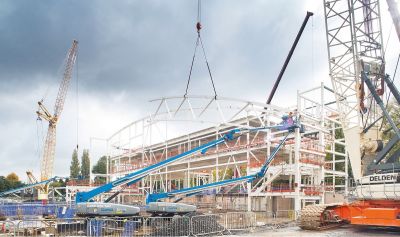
[236,225,400,237]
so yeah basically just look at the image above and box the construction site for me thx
[0,0,399,236]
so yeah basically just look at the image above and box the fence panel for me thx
[0,221,16,236]
[0,204,74,219]
[190,214,225,236]
[223,212,256,231]
[143,216,190,237]
[87,217,143,237]
[6,211,263,236]
[56,218,86,236]
[16,219,55,236]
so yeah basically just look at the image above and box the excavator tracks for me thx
[299,204,343,230]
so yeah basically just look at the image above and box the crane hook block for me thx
[196,22,202,32]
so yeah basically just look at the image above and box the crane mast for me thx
[323,0,385,181]
[36,40,78,200]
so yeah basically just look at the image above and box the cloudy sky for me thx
[0,0,399,180]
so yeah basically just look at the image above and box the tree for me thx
[382,102,400,160]
[81,149,90,179]
[0,174,23,192]
[6,173,19,183]
[92,156,107,174]
[70,149,80,178]
[92,156,107,184]
[0,176,11,192]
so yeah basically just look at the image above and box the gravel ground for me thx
[234,225,400,237]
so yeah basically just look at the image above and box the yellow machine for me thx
[31,40,78,201]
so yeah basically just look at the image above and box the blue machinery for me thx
[0,176,61,197]
[145,132,292,204]
[74,120,301,216]
[75,124,294,204]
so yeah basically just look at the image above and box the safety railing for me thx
[0,212,259,236]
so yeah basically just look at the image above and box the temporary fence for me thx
[191,214,225,236]
[0,211,258,236]
[223,212,256,231]
[0,204,75,219]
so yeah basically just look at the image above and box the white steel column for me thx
[294,127,301,216]
[294,90,302,217]
[320,83,326,204]
[247,118,251,212]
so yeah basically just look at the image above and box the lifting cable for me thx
[184,0,218,99]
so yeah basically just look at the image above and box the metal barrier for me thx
[0,204,75,219]
[14,218,86,236]
[144,216,190,236]
[1,212,258,236]
[87,217,142,237]
[223,212,256,231]
[191,214,225,236]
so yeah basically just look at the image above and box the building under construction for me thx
[66,83,348,216]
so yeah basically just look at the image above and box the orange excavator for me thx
[299,0,400,229]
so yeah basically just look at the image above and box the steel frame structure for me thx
[66,85,347,216]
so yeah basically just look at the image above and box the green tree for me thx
[81,149,90,179]
[0,173,23,192]
[382,102,400,160]
[212,167,234,181]
[0,176,11,192]
[92,156,107,184]
[70,149,80,178]
[92,156,107,174]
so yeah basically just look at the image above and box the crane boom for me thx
[54,40,79,117]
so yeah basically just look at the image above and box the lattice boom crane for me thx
[35,40,78,200]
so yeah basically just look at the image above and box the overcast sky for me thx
[0,0,399,180]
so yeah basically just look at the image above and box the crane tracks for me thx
[299,204,343,230]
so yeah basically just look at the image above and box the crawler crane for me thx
[299,0,400,229]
